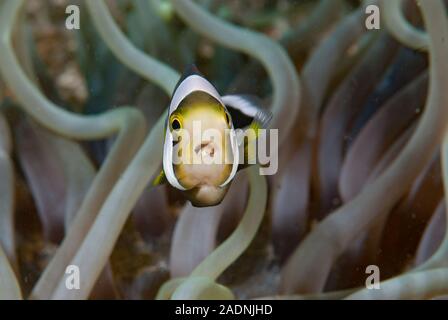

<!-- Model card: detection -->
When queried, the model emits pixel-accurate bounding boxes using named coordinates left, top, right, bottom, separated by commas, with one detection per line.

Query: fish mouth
left=194, top=140, right=216, bottom=159
left=186, top=183, right=229, bottom=207
left=194, top=140, right=211, bottom=153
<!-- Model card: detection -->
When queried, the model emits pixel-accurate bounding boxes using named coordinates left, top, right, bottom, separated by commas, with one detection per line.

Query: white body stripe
left=222, top=95, right=259, bottom=117
left=220, top=127, right=239, bottom=187
left=163, top=129, right=186, bottom=190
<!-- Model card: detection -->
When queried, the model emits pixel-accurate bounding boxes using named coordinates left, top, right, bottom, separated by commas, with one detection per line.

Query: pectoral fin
left=152, top=170, right=167, bottom=186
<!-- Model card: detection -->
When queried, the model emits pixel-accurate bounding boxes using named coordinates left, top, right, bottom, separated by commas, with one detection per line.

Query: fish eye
left=170, top=116, right=182, bottom=131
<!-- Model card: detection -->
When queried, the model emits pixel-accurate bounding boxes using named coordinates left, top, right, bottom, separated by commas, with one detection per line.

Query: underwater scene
left=0, top=0, right=447, bottom=301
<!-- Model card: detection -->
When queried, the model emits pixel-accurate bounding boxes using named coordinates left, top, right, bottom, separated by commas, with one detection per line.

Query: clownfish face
left=162, top=68, right=239, bottom=207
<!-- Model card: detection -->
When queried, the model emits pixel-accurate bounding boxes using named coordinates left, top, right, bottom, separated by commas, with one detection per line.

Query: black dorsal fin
left=172, top=64, right=203, bottom=96
left=183, top=64, right=202, bottom=77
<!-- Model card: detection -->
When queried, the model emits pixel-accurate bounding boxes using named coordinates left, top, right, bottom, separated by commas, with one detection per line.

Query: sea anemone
left=0, top=0, right=447, bottom=300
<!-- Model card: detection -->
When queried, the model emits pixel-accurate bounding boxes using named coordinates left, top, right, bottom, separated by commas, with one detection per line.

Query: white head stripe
left=163, top=130, right=186, bottom=190
left=169, top=75, right=223, bottom=115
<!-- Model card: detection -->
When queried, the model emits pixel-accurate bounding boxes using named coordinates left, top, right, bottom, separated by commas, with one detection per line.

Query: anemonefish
left=153, top=65, right=272, bottom=207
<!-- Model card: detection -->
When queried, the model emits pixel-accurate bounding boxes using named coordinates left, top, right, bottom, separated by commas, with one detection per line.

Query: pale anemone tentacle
left=281, top=0, right=448, bottom=294
left=41, top=0, right=180, bottom=298
left=0, top=0, right=175, bottom=299
left=380, top=0, right=448, bottom=273
left=0, top=113, right=16, bottom=269
left=270, top=1, right=378, bottom=263
left=170, top=0, right=301, bottom=146
left=13, top=12, right=100, bottom=242
left=380, top=0, right=429, bottom=51
left=156, top=278, right=187, bottom=300
left=84, top=0, right=179, bottom=94
left=415, top=128, right=448, bottom=270
left=15, top=119, right=67, bottom=242
left=300, top=1, right=379, bottom=138
left=231, top=0, right=344, bottom=94
left=0, top=245, right=21, bottom=300
left=282, top=0, right=343, bottom=53
left=171, top=277, right=235, bottom=300
left=30, top=111, right=146, bottom=299
left=169, top=205, right=223, bottom=277
left=0, top=113, right=21, bottom=300
left=190, top=166, right=267, bottom=280
left=316, top=32, right=398, bottom=216
left=157, top=165, right=267, bottom=299
left=0, top=1, right=140, bottom=139
left=255, top=288, right=358, bottom=300
left=169, top=173, right=248, bottom=278
left=346, top=268, right=448, bottom=299
left=342, top=0, right=448, bottom=300
left=58, top=140, right=97, bottom=229
left=158, top=277, right=235, bottom=300
left=29, top=0, right=268, bottom=299
left=50, top=116, right=166, bottom=299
